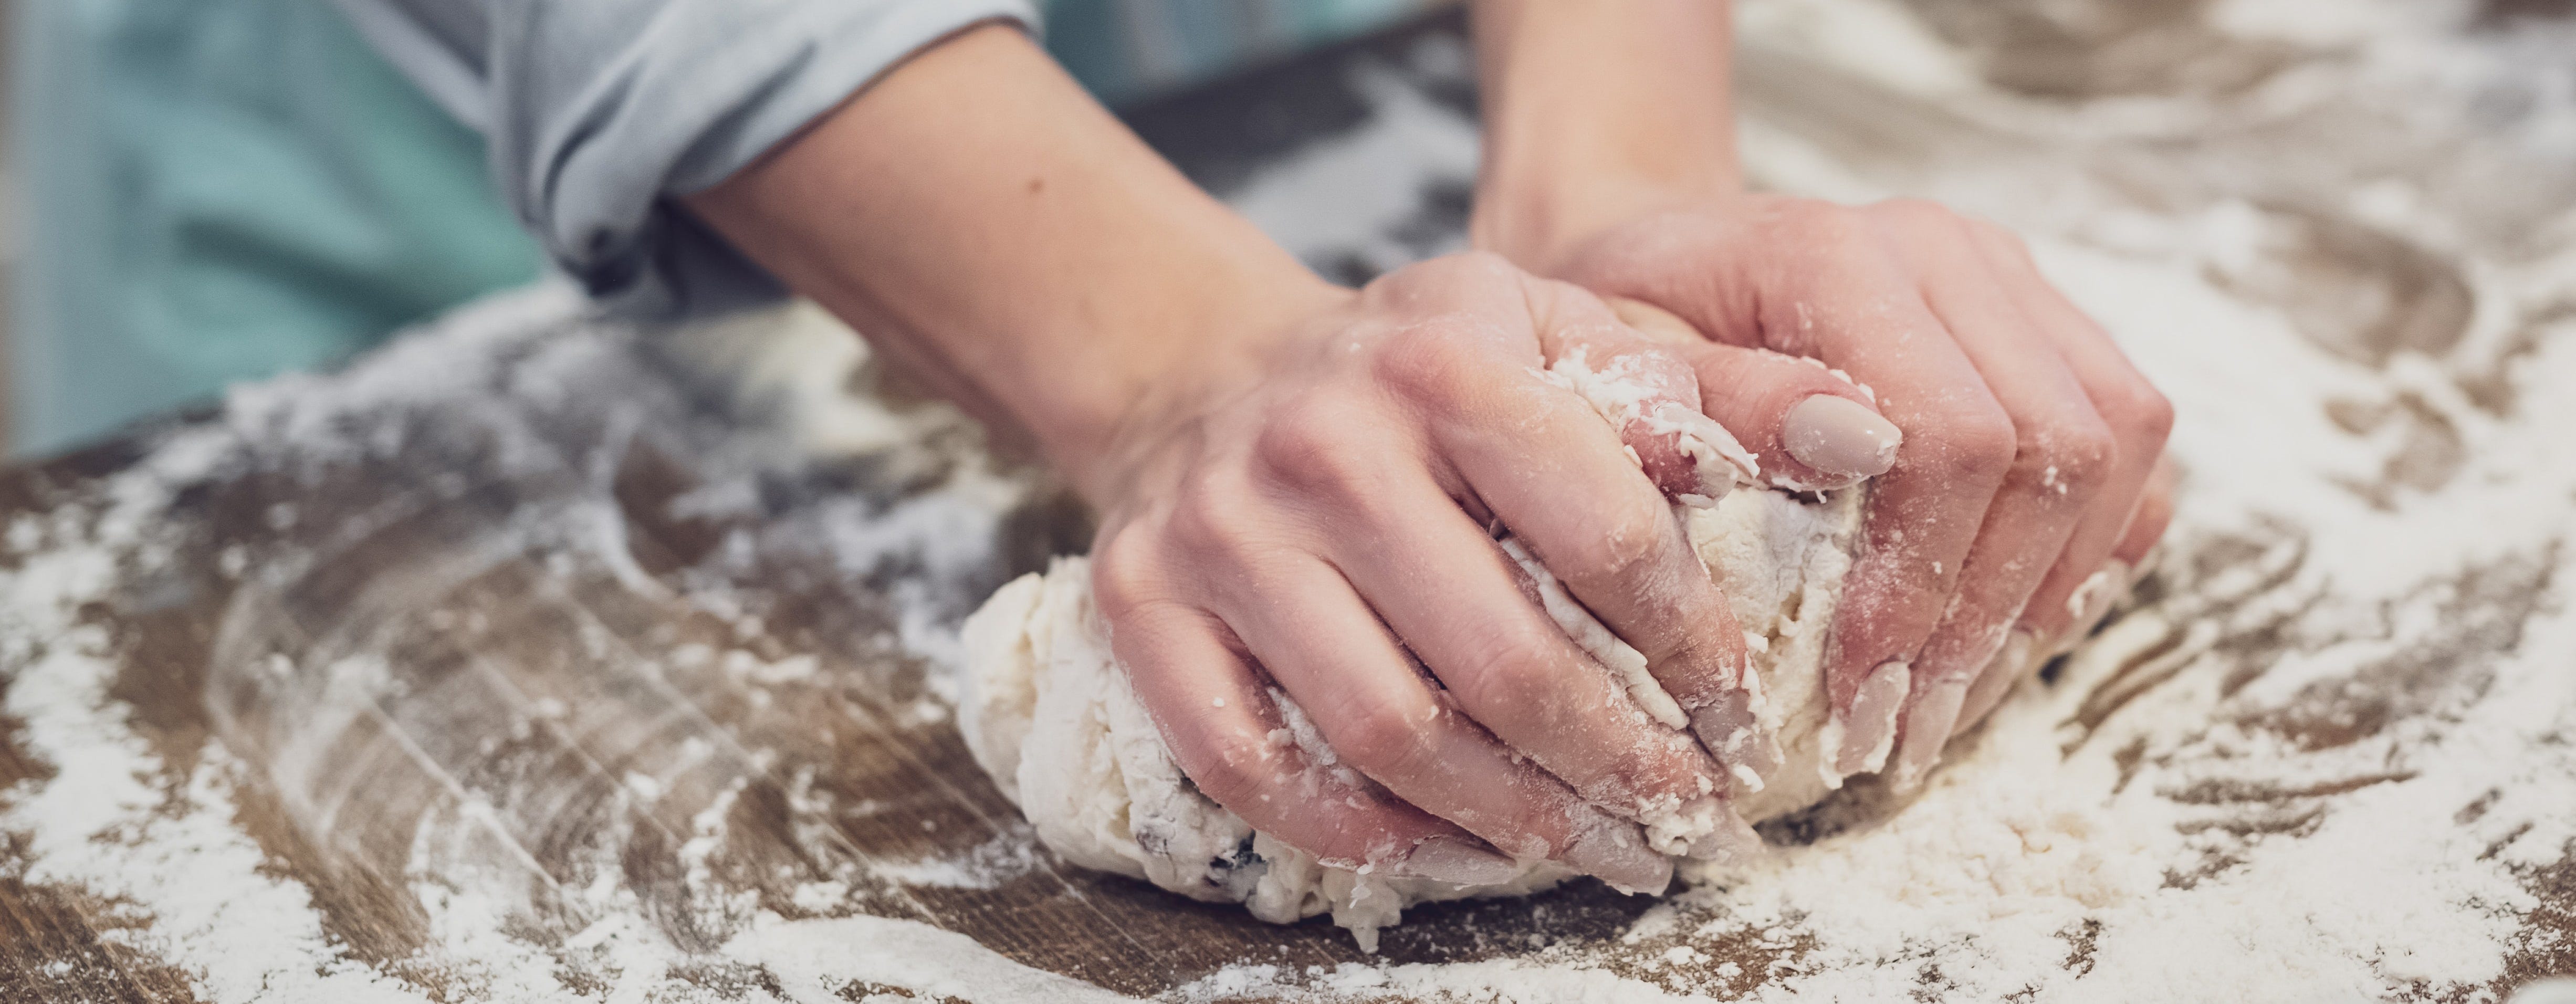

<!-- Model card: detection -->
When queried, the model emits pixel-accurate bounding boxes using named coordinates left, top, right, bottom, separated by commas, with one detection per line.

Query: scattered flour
left=0, top=2, right=2573, bottom=1001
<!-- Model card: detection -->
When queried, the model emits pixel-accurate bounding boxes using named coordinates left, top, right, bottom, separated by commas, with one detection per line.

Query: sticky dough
left=957, top=486, right=1863, bottom=949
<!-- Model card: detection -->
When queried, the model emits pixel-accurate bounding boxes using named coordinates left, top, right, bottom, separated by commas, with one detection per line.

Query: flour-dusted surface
left=4, top=1, right=2576, bottom=1001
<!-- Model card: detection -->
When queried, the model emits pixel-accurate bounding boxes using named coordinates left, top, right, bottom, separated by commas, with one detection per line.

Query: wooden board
left=5, top=4, right=2575, bottom=1001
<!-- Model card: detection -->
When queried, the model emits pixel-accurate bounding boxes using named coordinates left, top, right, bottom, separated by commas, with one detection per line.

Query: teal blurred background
left=3, top=0, right=1442, bottom=458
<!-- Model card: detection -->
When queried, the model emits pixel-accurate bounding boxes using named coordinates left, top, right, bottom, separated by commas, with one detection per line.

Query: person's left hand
left=1542, top=195, right=2176, bottom=789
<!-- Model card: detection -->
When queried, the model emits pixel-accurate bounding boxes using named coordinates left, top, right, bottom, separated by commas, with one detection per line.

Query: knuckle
left=1767, top=198, right=1875, bottom=250
left=1930, top=403, right=2019, bottom=485
left=2020, top=415, right=2118, bottom=498
left=1654, top=633, right=1743, bottom=705
left=1374, top=322, right=1492, bottom=414
left=1969, top=216, right=2033, bottom=258
left=1389, top=250, right=1517, bottom=296
left=1563, top=504, right=1672, bottom=592
left=1446, top=249, right=1519, bottom=280
left=1176, top=731, right=1269, bottom=809
left=1873, top=197, right=1960, bottom=231
left=1444, top=626, right=1563, bottom=726
left=2101, top=378, right=2177, bottom=446
left=1320, top=692, right=1434, bottom=777
left=1165, top=471, right=1268, bottom=564
left=1254, top=396, right=1388, bottom=501
left=1088, top=529, right=1165, bottom=616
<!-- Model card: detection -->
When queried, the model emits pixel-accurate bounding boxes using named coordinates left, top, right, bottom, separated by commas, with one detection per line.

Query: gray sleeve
left=332, top=0, right=1041, bottom=321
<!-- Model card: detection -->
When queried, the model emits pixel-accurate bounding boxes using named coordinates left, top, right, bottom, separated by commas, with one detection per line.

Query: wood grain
left=3, top=5, right=2573, bottom=1001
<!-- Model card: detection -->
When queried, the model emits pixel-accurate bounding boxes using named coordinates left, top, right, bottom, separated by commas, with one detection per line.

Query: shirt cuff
left=516, top=0, right=1041, bottom=322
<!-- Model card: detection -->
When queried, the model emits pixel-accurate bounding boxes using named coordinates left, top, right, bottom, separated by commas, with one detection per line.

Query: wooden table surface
left=6, top=4, right=2576, bottom=1001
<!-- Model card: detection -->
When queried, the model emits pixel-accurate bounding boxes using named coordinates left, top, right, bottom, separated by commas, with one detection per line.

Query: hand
left=1082, top=253, right=1899, bottom=889
left=678, top=14, right=1911, bottom=885
left=1548, top=196, right=2176, bottom=788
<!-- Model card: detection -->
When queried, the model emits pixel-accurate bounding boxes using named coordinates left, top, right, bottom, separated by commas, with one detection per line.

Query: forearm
left=1468, top=0, right=1741, bottom=273
left=685, top=24, right=1342, bottom=499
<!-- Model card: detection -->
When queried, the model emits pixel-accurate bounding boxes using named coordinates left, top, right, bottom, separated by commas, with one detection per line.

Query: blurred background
left=0, top=0, right=1446, bottom=462
left=2, top=0, right=2565, bottom=462
left=1, top=0, right=16, bottom=453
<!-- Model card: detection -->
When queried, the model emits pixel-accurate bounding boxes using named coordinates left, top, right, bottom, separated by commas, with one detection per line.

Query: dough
left=957, top=486, right=1864, bottom=949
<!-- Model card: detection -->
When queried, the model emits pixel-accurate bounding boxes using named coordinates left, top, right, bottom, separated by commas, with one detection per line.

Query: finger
left=1955, top=452, right=2178, bottom=730
left=1209, top=551, right=1678, bottom=891
left=2111, top=452, right=2179, bottom=567
left=1955, top=626, right=2039, bottom=735
left=1868, top=203, right=2120, bottom=789
left=1359, top=254, right=1752, bottom=505
left=1397, top=312, right=1770, bottom=795
left=1532, top=288, right=1759, bottom=505
left=1964, top=225, right=2177, bottom=644
left=1664, top=333, right=1903, bottom=492
left=2046, top=451, right=2176, bottom=657
left=1088, top=578, right=1473, bottom=877
left=1575, top=203, right=2019, bottom=783
left=1248, top=412, right=1748, bottom=859
left=1517, top=289, right=1792, bottom=792
left=1366, top=266, right=1777, bottom=794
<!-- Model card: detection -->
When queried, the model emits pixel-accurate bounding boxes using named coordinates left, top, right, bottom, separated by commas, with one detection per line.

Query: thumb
left=1527, top=284, right=1760, bottom=505
left=1609, top=298, right=1902, bottom=493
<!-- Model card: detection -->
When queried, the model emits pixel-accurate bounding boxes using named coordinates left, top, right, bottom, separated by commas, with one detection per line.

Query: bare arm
left=685, top=24, right=1338, bottom=494
left=1469, top=0, right=1742, bottom=274
left=685, top=24, right=1867, bottom=887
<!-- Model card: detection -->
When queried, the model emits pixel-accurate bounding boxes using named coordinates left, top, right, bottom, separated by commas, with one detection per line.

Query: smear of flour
left=867, top=832, right=1045, bottom=890
left=0, top=289, right=1045, bottom=1003
left=724, top=914, right=1135, bottom=1003
left=0, top=436, right=423, bottom=1003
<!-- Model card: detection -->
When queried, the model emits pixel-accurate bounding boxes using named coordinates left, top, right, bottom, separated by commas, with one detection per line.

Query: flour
left=3, top=1, right=2575, bottom=1000
left=1538, top=346, right=1765, bottom=504
left=722, top=914, right=1135, bottom=1003
left=1503, top=536, right=1690, bottom=732
left=955, top=483, right=1879, bottom=946
left=1161, top=1, right=2576, bottom=995
left=0, top=290, right=1050, bottom=1003
left=1, top=437, right=424, bottom=1003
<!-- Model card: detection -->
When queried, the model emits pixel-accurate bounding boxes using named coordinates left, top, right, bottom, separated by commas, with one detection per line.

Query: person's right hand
left=1545, top=197, right=2177, bottom=790
left=1081, top=253, right=1898, bottom=892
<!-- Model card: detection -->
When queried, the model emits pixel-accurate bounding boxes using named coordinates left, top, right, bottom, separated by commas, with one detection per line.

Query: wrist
left=1473, top=170, right=1740, bottom=277
left=1030, top=262, right=1349, bottom=507
left=1467, top=0, right=1742, bottom=274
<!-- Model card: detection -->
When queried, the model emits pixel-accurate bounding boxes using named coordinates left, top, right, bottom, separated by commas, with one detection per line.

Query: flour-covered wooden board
left=5, top=2, right=2576, bottom=1001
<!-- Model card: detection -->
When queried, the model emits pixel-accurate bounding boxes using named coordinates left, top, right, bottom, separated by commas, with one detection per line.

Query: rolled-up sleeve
left=332, top=0, right=1039, bottom=320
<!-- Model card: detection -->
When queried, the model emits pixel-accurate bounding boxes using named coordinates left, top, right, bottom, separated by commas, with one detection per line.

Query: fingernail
left=1565, top=821, right=1673, bottom=895
left=1691, top=692, right=1781, bottom=794
left=1834, top=661, right=1910, bottom=777
left=1783, top=395, right=1902, bottom=483
left=1890, top=677, right=1967, bottom=791
left=1399, top=835, right=1522, bottom=886
left=1684, top=808, right=1768, bottom=865
left=1958, top=629, right=2037, bottom=729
